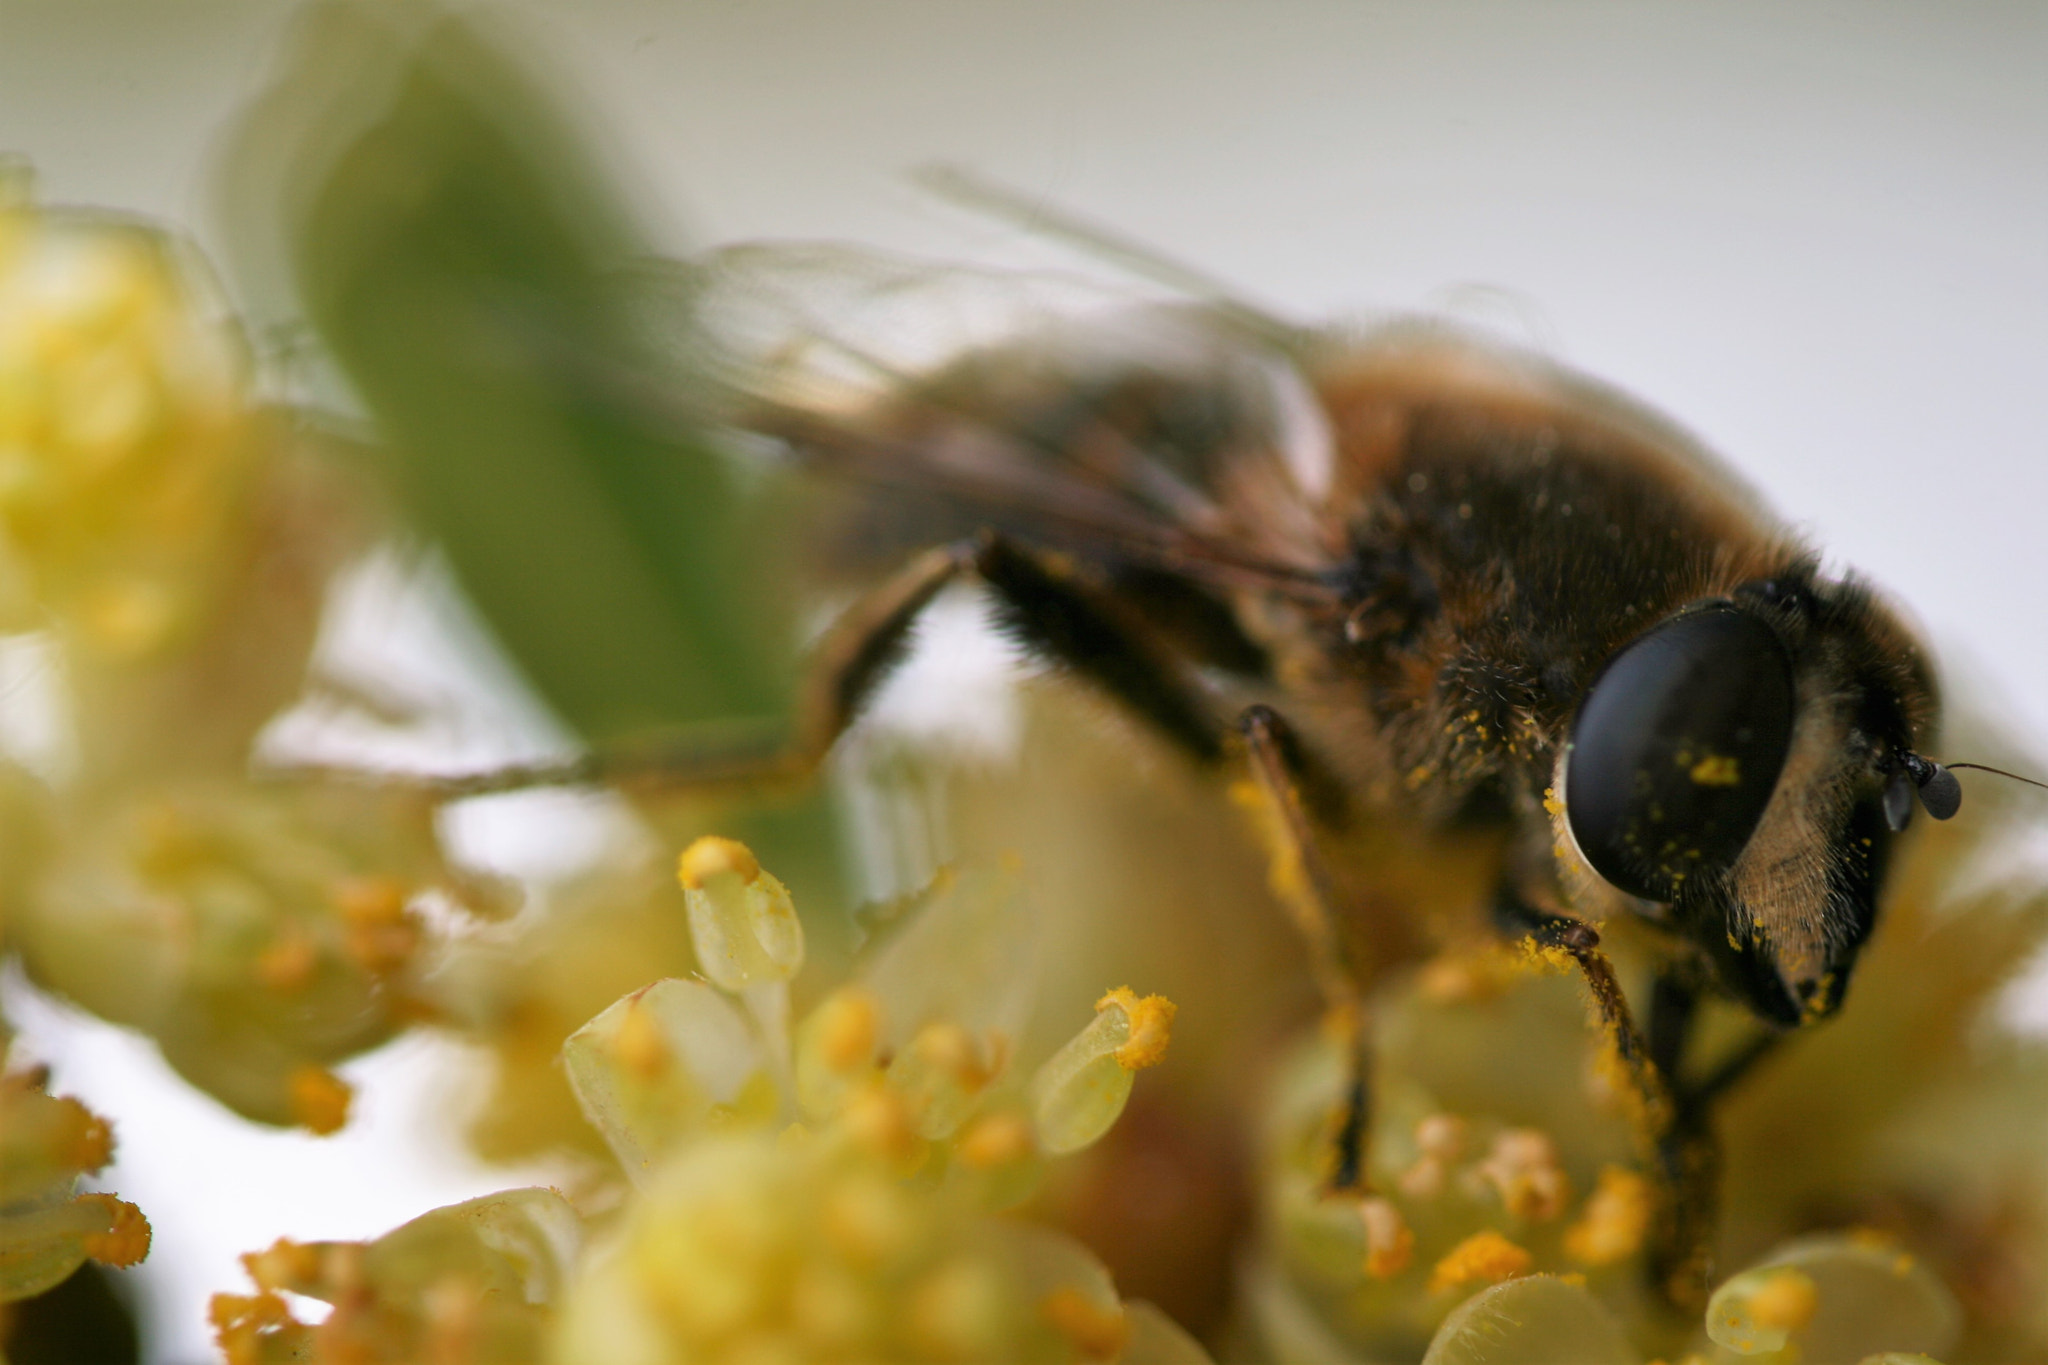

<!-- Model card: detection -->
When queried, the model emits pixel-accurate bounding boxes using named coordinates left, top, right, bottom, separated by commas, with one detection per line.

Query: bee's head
left=1558, top=565, right=1942, bottom=1026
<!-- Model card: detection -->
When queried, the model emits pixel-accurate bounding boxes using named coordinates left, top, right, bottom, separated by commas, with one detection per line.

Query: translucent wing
left=631, top=238, right=1346, bottom=600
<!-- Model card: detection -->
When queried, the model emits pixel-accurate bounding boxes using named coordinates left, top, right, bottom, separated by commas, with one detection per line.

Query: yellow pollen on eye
left=1687, top=753, right=1741, bottom=786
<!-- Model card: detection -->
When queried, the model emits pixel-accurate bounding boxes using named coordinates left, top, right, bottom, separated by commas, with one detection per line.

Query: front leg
left=261, top=530, right=1232, bottom=799
left=1645, top=972, right=1785, bottom=1307
left=1238, top=704, right=1374, bottom=1192
left=1492, top=886, right=1721, bottom=1306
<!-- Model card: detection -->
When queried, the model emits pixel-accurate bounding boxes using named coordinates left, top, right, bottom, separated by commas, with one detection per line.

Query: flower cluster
left=211, top=1186, right=579, bottom=1365
left=0, top=162, right=258, bottom=662
left=0, top=1058, right=148, bottom=1304
left=0, top=172, right=496, bottom=1139
left=1246, top=943, right=1965, bottom=1363
left=215, top=838, right=1207, bottom=1365
left=12, top=11, right=2048, bottom=1362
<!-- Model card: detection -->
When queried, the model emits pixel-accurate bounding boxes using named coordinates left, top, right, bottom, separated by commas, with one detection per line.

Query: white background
left=4, top=4, right=2047, bottom=1361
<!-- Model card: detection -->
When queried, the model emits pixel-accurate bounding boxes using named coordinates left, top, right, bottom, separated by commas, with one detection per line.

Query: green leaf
left=237, top=5, right=795, bottom=743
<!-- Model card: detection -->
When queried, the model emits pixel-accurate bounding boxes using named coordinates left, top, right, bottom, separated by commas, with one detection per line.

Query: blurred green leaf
left=237, top=4, right=794, bottom=743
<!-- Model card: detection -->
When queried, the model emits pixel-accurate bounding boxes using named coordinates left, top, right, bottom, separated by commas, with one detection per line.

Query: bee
left=729, top=255, right=1964, bottom=1037
left=515, top=183, right=2002, bottom=1298
left=646, top=184, right=2016, bottom=1299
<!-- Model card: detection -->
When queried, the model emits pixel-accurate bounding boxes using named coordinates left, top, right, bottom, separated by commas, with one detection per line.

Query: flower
left=211, top=1187, right=579, bottom=1365
left=0, top=169, right=259, bottom=661
left=0, top=1063, right=149, bottom=1302
left=216, top=839, right=1212, bottom=1365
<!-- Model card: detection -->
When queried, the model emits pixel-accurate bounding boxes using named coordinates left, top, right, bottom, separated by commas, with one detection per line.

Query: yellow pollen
left=1564, top=1166, right=1654, bottom=1265
left=611, top=999, right=671, bottom=1078
left=840, top=1085, right=926, bottom=1170
left=818, top=989, right=882, bottom=1074
left=241, top=1238, right=321, bottom=1292
left=287, top=1065, right=353, bottom=1136
left=57, top=1100, right=114, bottom=1172
left=1095, top=987, right=1176, bottom=1070
left=1517, top=939, right=1577, bottom=975
left=957, top=1111, right=1036, bottom=1169
left=911, top=1021, right=993, bottom=1089
left=80, top=1194, right=151, bottom=1267
left=1747, top=1268, right=1819, bottom=1334
left=677, top=835, right=760, bottom=890
left=331, top=875, right=407, bottom=925
left=255, top=934, right=318, bottom=993
left=1041, top=1286, right=1130, bottom=1360
left=1688, top=753, right=1741, bottom=786
left=1359, top=1196, right=1414, bottom=1279
left=1427, top=1230, right=1532, bottom=1293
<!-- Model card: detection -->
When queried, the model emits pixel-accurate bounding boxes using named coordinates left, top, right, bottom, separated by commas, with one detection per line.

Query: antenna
left=1899, top=753, right=2048, bottom=822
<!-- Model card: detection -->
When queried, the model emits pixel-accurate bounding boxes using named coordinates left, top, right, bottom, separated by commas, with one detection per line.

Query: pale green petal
left=1028, top=1002, right=1137, bottom=1155
left=1420, top=1274, right=1640, bottom=1365
left=858, top=863, right=1039, bottom=1048
left=1120, top=1301, right=1218, bottom=1365
left=1704, top=1235, right=1960, bottom=1364
left=562, top=978, right=767, bottom=1176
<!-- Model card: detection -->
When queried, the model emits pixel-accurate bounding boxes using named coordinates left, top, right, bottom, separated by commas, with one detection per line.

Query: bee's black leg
left=1643, top=972, right=1720, bottom=1308
left=1492, top=891, right=1674, bottom=1138
left=1238, top=704, right=1374, bottom=1193
left=1495, top=891, right=1727, bottom=1306
left=967, top=534, right=1228, bottom=764
left=1646, top=973, right=1786, bottom=1307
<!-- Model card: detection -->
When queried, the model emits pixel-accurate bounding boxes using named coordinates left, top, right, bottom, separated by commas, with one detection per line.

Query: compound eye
left=1565, top=605, right=1796, bottom=902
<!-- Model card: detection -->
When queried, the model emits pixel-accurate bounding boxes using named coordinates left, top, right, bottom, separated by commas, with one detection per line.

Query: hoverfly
left=479, top=176, right=2001, bottom=1301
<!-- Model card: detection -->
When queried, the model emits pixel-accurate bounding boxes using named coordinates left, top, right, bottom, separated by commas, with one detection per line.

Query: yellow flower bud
left=678, top=836, right=803, bottom=990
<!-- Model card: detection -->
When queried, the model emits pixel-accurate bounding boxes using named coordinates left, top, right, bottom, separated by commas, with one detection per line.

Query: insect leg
left=1494, top=890, right=1675, bottom=1134
left=259, top=539, right=982, bottom=801
left=275, top=530, right=1234, bottom=801
left=1647, top=972, right=1787, bottom=1306
left=1238, top=704, right=1373, bottom=1192
left=969, top=534, right=1229, bottom=764
left=1496, top=891, right=1722, bottom=1303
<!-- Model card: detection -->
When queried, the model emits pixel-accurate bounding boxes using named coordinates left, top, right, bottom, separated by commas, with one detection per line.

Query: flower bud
left=678, top=836, right=803, bottom=990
